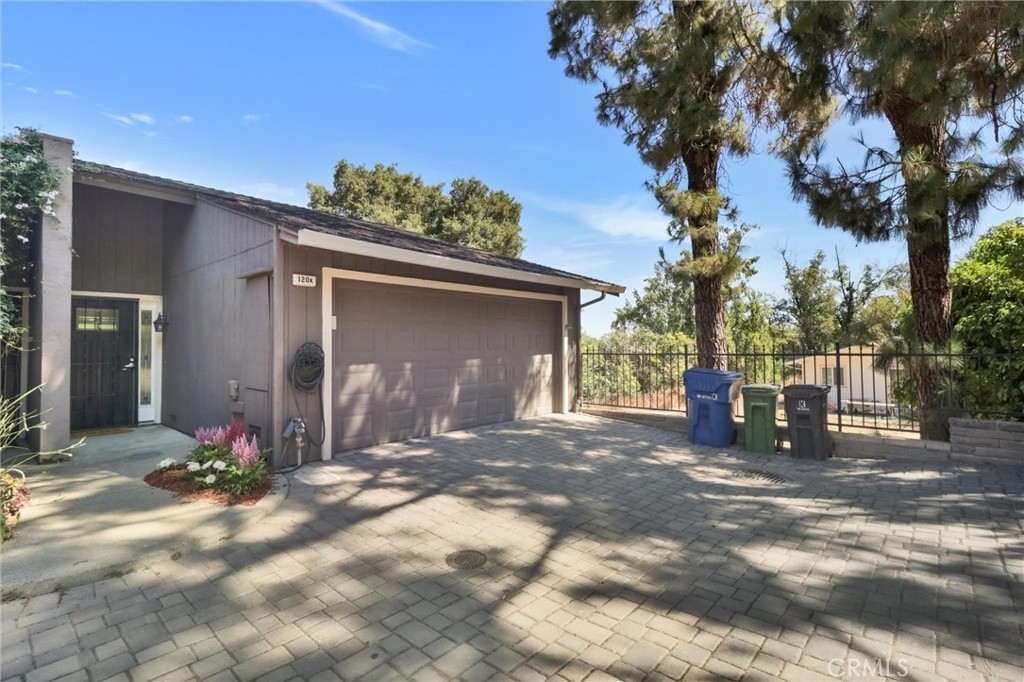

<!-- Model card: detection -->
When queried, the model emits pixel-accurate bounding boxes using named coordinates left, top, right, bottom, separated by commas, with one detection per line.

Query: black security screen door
left=70, top=298, right=139, bottom=430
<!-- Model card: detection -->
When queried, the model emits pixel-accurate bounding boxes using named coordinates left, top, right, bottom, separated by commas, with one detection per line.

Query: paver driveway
left=3, top=414, right=1022, bottom=682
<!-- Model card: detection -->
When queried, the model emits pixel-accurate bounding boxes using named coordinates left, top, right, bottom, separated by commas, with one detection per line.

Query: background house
left=788, top=345, right=899, bottom=414
left=16, top=134, right=623, bottom=466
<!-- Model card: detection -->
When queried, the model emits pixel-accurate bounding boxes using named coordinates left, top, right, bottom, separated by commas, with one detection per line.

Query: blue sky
left=3, top=1, right=1020, bottom=334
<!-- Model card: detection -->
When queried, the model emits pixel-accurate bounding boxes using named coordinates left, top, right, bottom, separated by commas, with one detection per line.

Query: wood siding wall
left=162, top=200, right=275, bottom=441
left=71, top=184, right=163, bottom=294
left=274, top=242, right=583, bottom=462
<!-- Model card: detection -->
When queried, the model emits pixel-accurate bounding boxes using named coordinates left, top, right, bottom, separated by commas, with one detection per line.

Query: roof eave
left=292, top=228, right=625, bottom=295
left=74, top=168, right=196, bottom=205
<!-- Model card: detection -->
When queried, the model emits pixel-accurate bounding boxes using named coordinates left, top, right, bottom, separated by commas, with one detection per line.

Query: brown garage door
left=332, top=279, right=561, bottom=451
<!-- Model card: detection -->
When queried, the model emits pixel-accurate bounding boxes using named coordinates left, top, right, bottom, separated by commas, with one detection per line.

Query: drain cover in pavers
left=730, top=469, right=789, bottom=484
left=446, top=550, right=487, bottom=570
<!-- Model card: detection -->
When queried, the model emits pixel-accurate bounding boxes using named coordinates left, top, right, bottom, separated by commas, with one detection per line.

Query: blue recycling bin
left=683, top=367, right=744, bottom=447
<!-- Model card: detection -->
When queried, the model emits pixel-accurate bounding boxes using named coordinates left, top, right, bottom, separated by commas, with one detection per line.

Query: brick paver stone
left=2, top=415, right=1021, bottom=682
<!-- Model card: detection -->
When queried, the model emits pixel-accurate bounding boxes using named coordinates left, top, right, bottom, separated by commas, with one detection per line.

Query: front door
left=70, top=298, right=139, bottom=431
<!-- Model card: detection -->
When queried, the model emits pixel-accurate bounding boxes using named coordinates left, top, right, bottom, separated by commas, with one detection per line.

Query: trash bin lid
left=781, top=383, right=830, bottom=397
left=683, top=367, right=744, bottom=393
left=684, top=368, right=741, bottom=378
left=742, top=384, right=780, bottom=396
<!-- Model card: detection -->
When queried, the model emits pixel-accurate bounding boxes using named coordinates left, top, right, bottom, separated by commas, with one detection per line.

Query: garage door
left=332, top=279, right=561, bottom=451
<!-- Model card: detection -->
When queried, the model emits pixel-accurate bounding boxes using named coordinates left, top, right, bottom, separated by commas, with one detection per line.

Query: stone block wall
left=831, top=432, right=950, bottom=461
left=949, top=418, right=1024, bottom=465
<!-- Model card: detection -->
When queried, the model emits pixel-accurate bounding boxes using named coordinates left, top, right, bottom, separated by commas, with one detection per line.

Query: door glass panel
left=140, top=311, right=152, bottom=406
left=75, top=307, right=119, bottom=332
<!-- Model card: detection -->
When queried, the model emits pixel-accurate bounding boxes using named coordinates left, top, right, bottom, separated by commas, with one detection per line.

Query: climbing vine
left=1, top=128, right=63, bottom=346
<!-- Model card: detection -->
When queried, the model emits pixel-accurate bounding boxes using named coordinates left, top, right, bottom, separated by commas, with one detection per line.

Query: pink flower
left=232, top=434, right=261, bottom=466
left=194, top=426, right=217, bottom=444
left=195, top=425, right=230, bottom=445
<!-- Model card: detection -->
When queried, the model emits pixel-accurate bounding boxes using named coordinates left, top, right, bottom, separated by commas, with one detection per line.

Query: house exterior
left=15, top=134, right=624, bottom=465
left=788, top=345, right=897, bottom=415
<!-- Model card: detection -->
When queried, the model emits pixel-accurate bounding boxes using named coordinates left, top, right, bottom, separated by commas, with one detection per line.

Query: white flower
left=202, top=460, right=213, bottom=469
left=212, top=460, right=227, bottom=471
left=158, top=458, right=176, bottom=469
left=186, top=462, right=201, bottom=472
left=204, top=474, right=216, bottom=484
left=17, top=235, right=29, bottom=243
left=14, top=203, right=28, bottom=210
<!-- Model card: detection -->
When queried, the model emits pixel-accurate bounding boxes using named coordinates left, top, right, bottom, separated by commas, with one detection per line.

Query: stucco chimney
left=31, top=133, right=74, bottom=460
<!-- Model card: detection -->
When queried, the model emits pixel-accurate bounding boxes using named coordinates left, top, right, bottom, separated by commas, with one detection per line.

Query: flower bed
left=145, top=419, right=273, bottom=506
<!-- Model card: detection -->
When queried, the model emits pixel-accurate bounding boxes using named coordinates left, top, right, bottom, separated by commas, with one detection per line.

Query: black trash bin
left=781, top=384, right=832, bottom=459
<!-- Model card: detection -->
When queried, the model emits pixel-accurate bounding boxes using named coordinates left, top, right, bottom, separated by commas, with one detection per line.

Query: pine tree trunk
left=683, top=145, right=727, bottom=370
left=886, top=103, right=952, bottom=441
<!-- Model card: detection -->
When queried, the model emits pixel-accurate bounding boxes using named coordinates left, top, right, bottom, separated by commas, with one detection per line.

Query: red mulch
left=143, top=467, right=274, bottom=507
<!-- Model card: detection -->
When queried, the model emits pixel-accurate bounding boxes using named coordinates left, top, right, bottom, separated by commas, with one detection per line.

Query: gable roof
left=74, top=160, right=625, bottom=294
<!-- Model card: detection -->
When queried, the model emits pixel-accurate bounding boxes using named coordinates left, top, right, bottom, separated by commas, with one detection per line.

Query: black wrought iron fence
left=581, top=344, right=1024, bottom=435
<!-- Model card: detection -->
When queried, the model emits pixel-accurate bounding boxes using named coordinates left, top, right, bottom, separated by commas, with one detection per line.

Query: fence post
left=683, top=345, right=690, bottom=416
left=835, top=343, right=843, bottom=433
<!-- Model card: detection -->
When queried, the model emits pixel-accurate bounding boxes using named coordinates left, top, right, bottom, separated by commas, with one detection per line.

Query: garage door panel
left=385, top=329, right=415, bottom=352
left=422, top=367, right=450, bottom=390
left=423, top=329, right=450, bottom=352
left=335, top=365, right=376, bottom=395
left=484, top=396, right=507, bottom=418
left=455, top=332, right=479, bottom=352
left=508, top=302, right=533, bottom=321
left=453, top=299, right=479, bottom=318
left=456, top=365, right=480, bottom=385
left=382, top=291, right=417, bottom=316
left=336, top=412, right=374, bottom=448
left=386, top=408, right=415, bottom=432
left=484, top=301, right=507, bottom=319
left=486, top=332, right=506, bottom=351
left=455, top=399, right=480, bottom=422
left=338, top=328, right=375, bottom=353
left=383, top=367, right=416, bottom=392
left=333, top=279, right=559, bottom=451
left=486, top=365, right=507, bottom=384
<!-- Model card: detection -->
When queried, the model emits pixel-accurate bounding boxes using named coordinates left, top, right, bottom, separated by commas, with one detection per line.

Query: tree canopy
left=1, top=128, right=62, bottom=348
left=952, top=218, right=1024, bottom=420
left=308, top=160, right=525, bottom=258
left=777, top=249, right=837, bottom=351
left=772, top=0, right=1023, bottom=437
left=549, top=0, right=772, bottom=369
left=772, top=0, right=1023, bottom=339
left=613, top=248, right=695, bottom=338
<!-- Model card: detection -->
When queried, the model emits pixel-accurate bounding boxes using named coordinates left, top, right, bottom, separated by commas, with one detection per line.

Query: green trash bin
left=742, top=384, right=780, bottom=454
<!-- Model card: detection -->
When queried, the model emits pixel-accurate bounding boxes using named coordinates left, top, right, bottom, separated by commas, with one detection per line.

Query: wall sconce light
left=153, top=313, right=168, bottom=333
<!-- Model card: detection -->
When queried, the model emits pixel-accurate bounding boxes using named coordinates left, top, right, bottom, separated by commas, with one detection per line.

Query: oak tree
left=308, top=160, right=525, bottom=258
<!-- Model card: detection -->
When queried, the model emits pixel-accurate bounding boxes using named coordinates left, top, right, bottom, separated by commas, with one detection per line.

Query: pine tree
left=772, top=0, right=1023, bottom=438
left=549, top=1, right=772, bottom=369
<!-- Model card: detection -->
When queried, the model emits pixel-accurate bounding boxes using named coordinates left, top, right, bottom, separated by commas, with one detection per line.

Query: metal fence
left=581, top=344, right=1023, bottom=435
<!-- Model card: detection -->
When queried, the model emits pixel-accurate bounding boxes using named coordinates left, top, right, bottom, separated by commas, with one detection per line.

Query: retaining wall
left=949, top=418, right=1024, bottom=465
left=581, top=405, right=954, bottom=458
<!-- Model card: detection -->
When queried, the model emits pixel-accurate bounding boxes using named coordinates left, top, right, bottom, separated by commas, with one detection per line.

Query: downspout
left=576, top=292, right=607, bottom=410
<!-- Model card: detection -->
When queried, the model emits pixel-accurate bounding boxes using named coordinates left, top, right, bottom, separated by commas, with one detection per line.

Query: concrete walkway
left=1, top=426, right=287, bottom=599
left=2, top=414, right=1022, bottom=681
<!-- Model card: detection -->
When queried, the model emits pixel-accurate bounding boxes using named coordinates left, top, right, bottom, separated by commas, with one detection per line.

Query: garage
left=329, top=276, right=564, bottom=451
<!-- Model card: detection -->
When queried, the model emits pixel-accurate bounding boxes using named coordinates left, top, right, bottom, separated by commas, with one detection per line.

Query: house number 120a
left=292, top=274, right=317, bottom=287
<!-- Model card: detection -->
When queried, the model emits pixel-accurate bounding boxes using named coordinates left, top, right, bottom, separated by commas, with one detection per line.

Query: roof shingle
left=73, top=160, right=623, bottom=293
